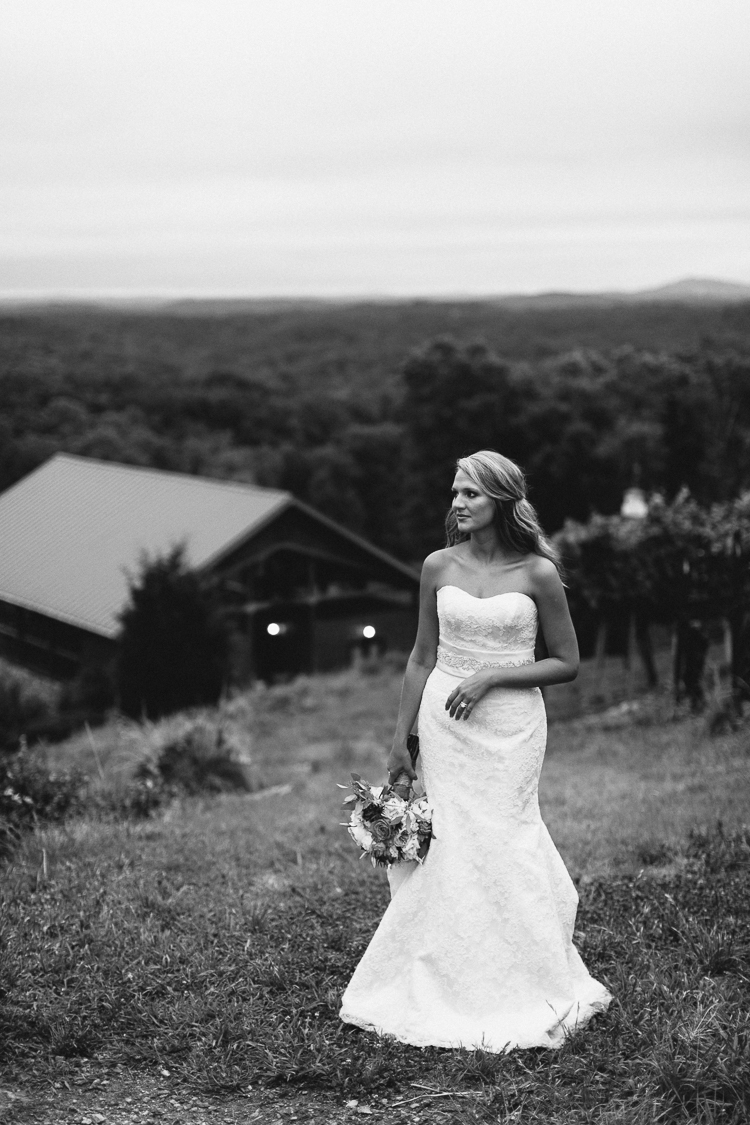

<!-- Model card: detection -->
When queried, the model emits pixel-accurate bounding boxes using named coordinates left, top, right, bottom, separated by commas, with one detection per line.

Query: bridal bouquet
left=339, top=773, right=433, bottom=868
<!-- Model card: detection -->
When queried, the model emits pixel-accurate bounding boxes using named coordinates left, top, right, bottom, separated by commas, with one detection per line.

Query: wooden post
left=241, top=571, right=257, bottom=684
left=672, top=622, right=683, bottom=703
left=244, top=609, right=256, bottom=684
left=593, top=616, right=607, bottom=700
left=634, top=613, right=658, bottom=689
left=723, top=617, right=733, bottom=668
left=626, top=611, right=636, bottom=694
left=307, top=558, right=318, bottom=675
left=595, top=619, right=607, bottom=666
left=730, top=532, right=746, bottom=711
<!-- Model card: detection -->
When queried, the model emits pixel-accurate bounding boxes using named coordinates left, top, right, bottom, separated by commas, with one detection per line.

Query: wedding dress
left=339, top=585, right=611, bottom=1051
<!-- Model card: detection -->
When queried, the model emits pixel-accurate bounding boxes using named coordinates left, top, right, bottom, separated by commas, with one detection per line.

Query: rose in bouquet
left=339, top=773, right=433, bottom=868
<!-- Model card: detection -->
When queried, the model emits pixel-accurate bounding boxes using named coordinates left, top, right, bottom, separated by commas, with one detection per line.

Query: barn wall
left=0, top=599, right=115, bottom=679
left=312, top=608, right=418, bottom=672
left=240, top=597, right=418, bottom=682
left=211, top=504, right=419, bottom=592
left=0, top=594, right=418, bottom=686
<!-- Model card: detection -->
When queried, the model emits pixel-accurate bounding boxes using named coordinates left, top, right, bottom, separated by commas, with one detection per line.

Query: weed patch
left=0, top=749, right=87, bottom=858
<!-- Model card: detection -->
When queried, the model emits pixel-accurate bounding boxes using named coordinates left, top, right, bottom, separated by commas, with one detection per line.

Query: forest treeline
left=2, top=301, right=750, bottom=561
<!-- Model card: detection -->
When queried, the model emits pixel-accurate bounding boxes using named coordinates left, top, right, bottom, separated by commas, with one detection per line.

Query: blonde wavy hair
left=445, top=450, right=562, bottom=573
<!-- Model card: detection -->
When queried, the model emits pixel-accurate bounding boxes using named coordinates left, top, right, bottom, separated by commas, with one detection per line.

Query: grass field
left=1, top=662, right=749, bottom=1123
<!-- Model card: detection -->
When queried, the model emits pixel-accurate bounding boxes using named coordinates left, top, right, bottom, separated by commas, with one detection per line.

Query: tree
left=116, top=546, right=232, bottom=720
left=523, top=350, right=623, bottom=528
left=400, top=339, right=524, bottom=556
left=342, top=422, right=407, bottom=556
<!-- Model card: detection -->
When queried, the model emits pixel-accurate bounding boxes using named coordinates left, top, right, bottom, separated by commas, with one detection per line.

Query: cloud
left=2, top=0, right=749, bottom=294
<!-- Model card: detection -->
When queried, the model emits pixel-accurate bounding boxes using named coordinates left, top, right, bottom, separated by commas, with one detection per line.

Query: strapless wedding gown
left=340, top=585, right=611, bottom=1051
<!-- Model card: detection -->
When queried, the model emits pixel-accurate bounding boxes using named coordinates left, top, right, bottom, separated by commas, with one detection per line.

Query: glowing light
left=620, top=487, right=648, bottom=519
left=267, top=622, right=281, bottom=636
left=362, top=625, right=376, bottom=639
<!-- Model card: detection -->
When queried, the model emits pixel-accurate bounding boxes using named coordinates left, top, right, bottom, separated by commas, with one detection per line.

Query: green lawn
left=1, top=663, right=749, bottom=1123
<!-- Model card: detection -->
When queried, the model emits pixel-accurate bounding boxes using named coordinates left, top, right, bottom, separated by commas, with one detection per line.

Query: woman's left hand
left=445, top=670, right=496, bottom=720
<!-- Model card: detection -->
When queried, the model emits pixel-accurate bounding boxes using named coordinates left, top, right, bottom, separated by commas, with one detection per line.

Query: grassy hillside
left=2, top=663, right=749, bottom=1122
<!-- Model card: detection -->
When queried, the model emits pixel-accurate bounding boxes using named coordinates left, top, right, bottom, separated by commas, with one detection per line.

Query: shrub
left=102, top=760, right=173, bottom=819
left=0, top=663, right=59, bottom=753
left=57, top=658, right=116, bottom=727
left=0, top=656, right=114, bottom=751
left=0, top=748, right=87, bottom=859
left=116, top=545, right=232, bottom=720
left=135, top=714, right=255, bottom=797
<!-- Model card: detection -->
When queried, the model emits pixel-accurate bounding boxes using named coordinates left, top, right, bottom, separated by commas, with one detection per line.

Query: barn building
left=0, top=454, right=419, bottom=681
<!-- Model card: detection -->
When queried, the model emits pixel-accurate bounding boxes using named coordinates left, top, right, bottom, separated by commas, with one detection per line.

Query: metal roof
left=0, top=455, right=292, bottom=637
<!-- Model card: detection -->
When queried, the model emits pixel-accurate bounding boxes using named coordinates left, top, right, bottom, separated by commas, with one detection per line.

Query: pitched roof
left=0, top=454, right=291, bottom=637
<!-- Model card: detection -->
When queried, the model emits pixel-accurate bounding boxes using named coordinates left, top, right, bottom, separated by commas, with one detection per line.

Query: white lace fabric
left=339, top=586, right=611, bottom=1051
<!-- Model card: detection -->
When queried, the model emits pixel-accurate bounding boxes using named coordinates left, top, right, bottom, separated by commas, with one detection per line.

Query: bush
left=116, top=546, right=232, bottom=720
left=0, top=749, right=87, bottom=859
left=0, top=654, right=118, bottom=753
left=57, top=659, right=116, bottom=725
left=134, top=714, right=255, bottom=797
left=0, top=657, right=114, bottom=751
left=102, top=762, right=173, bottom=819
left=0, top=664, right=59, bottom=753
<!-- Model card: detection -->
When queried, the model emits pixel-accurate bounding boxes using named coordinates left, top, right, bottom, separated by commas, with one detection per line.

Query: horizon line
left=1, top=275, right=750, bottom=306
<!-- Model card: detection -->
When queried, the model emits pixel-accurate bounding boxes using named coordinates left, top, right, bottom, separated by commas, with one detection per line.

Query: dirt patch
left=0, top=1074, right=489, bottom=1125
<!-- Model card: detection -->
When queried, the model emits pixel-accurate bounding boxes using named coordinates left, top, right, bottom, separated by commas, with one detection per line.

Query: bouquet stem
left=390, top=770, right=413, bottom=800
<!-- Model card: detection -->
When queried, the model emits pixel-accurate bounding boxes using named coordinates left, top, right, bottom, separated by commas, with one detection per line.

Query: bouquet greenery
left=339, top=772, right=433, bottom=868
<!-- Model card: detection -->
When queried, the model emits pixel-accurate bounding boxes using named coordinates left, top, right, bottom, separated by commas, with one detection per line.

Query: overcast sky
left=2, top=0, right=749, bottom=297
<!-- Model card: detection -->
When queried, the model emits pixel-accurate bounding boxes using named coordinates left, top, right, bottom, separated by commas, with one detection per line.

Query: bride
left=340, top=450, right=611, bottom=1051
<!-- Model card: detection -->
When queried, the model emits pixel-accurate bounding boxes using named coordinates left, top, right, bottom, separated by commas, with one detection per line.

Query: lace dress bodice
left=436, top=586, right=538, bottom=675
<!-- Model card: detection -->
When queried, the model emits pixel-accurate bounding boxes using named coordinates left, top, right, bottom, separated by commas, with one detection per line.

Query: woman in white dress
left=340, top=450, right=611, bottom=1051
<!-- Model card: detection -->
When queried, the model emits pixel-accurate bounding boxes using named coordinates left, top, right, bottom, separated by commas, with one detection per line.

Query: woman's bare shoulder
left=421, top=546, right=462, bottom=586
left=422, top=548, right=449, bottom=575
left=525, top=553, right=563, bottom=593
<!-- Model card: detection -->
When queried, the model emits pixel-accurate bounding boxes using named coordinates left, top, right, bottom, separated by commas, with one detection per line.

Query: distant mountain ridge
left=163, top=277, right=750, bottom=313
left=493, top=277, right=750, bottom=310
left=630, top=278, right=750, bottom=302
left=1, top=277, right=749, bottom=315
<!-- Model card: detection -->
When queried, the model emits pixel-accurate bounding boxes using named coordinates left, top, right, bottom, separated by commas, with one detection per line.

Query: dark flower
left=370, top=819, right=395, bottom=844
left=362, top=801, right=383, bottom=823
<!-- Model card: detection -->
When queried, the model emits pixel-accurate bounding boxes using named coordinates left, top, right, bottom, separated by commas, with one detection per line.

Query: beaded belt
left=436, top=638, right=535, bottom=677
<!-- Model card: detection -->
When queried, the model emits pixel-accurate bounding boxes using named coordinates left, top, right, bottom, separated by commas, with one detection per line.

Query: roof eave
left=0, top=590, right=117, bottom=639
left=193, top=493, right=294, bottom=572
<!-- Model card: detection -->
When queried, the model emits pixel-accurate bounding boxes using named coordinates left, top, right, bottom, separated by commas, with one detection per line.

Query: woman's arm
left=386, top=553, right=442, bottom=779
left=445, top=557, right=579, bottom=719
left=498, top=556, right=579, bottom=686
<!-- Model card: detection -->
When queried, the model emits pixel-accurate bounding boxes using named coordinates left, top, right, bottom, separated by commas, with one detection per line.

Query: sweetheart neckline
left=437, top=585, right=536, bottom=607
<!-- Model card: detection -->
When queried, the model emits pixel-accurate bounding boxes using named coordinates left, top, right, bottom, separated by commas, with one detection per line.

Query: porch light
left=267, top=622, right=282, bottom=636
left=362, top=625, right=376, bottom=639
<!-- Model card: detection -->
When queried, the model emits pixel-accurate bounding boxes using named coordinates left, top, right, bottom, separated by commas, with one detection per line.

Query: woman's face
left=451, top=469, right=496, bottom=534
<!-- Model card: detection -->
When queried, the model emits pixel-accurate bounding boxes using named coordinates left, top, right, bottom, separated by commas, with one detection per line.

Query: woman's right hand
left=386, top=745, right=417, bottom=785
